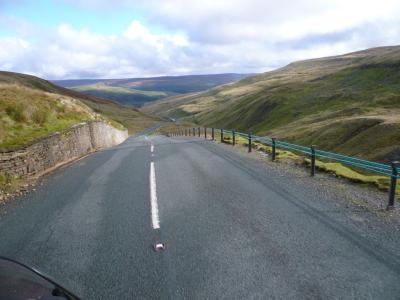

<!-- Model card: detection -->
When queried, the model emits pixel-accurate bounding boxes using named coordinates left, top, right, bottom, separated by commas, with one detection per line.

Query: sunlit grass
left=0, top=84, right=96, bottom=148
left=214, top=132, right=397, bottom=194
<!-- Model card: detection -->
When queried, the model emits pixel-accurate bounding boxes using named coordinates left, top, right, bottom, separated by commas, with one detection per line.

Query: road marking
left=153, top=242, right=165, bottom=252
left=150, top=144, right=154, bottom=153
left=149, top=161, right=160, bottom=229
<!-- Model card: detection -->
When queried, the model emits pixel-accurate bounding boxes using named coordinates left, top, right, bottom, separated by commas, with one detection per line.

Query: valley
left=143, top=46, right=400, bottom=162
left=53, top=73, right=250, bottom=107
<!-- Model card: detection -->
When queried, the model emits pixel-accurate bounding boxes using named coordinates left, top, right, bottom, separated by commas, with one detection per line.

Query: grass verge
left=215, top=132, right=399, bottom=195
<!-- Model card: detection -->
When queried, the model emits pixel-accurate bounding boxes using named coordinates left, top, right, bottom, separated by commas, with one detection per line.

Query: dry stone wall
left=0, top=122, right=128, bottom=177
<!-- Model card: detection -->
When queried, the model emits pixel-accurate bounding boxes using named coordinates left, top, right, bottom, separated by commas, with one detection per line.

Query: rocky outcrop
left=0, top=122, right=128, bottom=177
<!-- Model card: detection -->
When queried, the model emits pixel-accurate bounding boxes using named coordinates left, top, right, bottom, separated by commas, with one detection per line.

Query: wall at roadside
left=0, top=121, right=128, bottom=178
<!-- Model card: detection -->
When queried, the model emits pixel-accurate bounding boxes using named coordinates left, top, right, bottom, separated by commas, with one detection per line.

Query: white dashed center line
left=149, top=144, right=160, bottom=230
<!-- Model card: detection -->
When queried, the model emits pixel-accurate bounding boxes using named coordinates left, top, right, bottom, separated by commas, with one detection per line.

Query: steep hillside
left=143, top=46, right=400, bottom=162
left=0, top=71, right=158, bottom=148
left=52, top=73, right=250, bottom=107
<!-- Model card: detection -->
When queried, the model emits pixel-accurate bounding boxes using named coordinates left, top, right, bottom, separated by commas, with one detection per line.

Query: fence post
left=248, top=133, right=252, bottom=153
left=204, top=127, right=207, bottom=139
left=310, top=145, right=316, bottom=177
left=387, top=161, right=399, bottom=209
left=272, top=138, right=276, bottom=161
left=220, top=129, right=224, bottom=143
left=197, top=127, right=200, bottom=137
left=232, top=130, right=235, bottom=146
left=212, top=128, right=214, bottom=140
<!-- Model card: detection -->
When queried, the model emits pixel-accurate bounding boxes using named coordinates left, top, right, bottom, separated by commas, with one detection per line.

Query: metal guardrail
left=169, top=127, right=399, bottom=209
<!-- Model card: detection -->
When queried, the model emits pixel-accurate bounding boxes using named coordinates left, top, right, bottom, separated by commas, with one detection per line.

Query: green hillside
left=0, top=71, right=159, bottom=149
left=52, top=74, right=250, bottom=107
left=72, top=83, right=168, bottom=107
left=143, top=46, right=400, bottom=162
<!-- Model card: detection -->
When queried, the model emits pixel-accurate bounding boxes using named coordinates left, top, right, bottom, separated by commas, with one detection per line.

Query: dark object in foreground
left=0, top=257, right=80, bottom=300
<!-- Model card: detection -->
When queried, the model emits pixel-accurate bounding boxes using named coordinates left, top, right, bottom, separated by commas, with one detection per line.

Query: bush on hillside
left=6, top=105, right=26, bottom=122
left=32, top=107, right=49, bottom=125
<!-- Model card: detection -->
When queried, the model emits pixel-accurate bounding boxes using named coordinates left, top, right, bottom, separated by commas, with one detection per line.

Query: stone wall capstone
left=0, top=121, right=128, bottom=177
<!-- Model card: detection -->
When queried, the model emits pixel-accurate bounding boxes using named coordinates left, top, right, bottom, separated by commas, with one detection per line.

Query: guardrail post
left=232, top=130, right=235, bottom=146
left=248, top=133, right=252, bottom=153
left=212, top=128, right=214, bottom=140
left=387, top=161, right=399, bottom=210
left=204, top=127, right=207, bottom=139
left=220, top=129, right=224, bottom=143
left=310, top=145, right=316, bottom=177
left=272, top=138, right=276, bottom=161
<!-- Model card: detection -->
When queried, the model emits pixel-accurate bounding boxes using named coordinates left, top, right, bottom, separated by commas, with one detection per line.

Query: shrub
left=5, top=105, right=26, bottom=122
left=0, top=172, right=12, bottom=184
left=0, top=124, right=4, bottom=142
left=32, top=108, right=49, bottom=125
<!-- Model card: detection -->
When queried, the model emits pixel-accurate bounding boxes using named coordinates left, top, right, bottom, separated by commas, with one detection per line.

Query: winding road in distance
left=1, top=133, right=400, bottom=299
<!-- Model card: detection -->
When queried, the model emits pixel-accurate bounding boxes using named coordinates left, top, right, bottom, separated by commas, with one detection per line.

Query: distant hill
left=142, top=46, right=400, bottom=162
left=0, top=71, right=158, bottom=148
left=52, top=74, right=251, bottom=107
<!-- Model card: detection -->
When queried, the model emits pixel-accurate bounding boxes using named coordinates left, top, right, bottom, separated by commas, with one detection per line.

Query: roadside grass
left=0, top=172, right=35, bottom=204
left=306, top=159, right=395, bottom=192
left=214, top=133, right=399, bottom=195
left=0, top=173, right=22, bottom=190
left=0, top=84, right=96, bottom=149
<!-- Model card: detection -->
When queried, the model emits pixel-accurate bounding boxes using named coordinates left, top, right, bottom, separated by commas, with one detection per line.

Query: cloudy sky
left=0, top=0, right=400, bottom=79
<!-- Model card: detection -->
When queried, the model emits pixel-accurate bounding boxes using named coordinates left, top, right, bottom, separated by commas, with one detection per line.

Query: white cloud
left=1, top=0, right=400, bottom=78
left=0, top=20, right=195, bottom=79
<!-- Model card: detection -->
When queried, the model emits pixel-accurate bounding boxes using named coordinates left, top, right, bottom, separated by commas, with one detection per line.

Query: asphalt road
left=1, top=135, right=400, bottom=299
